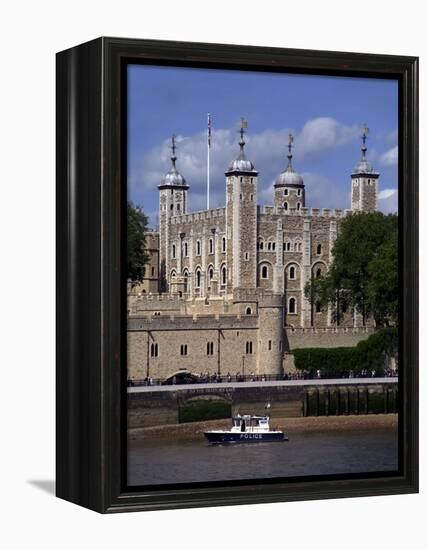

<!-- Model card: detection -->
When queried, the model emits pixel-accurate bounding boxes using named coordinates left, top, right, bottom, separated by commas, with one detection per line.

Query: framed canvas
left=56, top=37, right=418, bottom=513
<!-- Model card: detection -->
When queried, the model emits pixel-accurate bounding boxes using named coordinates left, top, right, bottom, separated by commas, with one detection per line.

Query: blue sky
left=128, top=64, right=398, bottom=227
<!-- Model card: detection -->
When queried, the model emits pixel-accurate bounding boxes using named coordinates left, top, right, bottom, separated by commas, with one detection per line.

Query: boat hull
left=204, top=431, right=287, bottom=444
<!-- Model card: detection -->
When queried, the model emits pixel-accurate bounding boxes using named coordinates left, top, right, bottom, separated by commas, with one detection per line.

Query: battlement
left=258, top=205, right=353, bottom=219
left=286, top=326, right=375, bottom=336
left=170, top=207, right=226, bottom=225
left=128, top=312, right=258, bottom=331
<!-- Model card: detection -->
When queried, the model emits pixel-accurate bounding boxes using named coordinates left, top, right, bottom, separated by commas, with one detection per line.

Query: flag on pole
left=240, top=117, right=248, bottom=129
left=207, top=113, right=212, bottom=147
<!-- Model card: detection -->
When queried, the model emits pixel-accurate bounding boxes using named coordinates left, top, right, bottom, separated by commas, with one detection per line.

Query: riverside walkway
left=128, top=377, right=398, bottom=393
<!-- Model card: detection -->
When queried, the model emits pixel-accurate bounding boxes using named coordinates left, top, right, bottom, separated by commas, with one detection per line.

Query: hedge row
left=293, top=328, right=397, bottom=377
left=178, top=399, right=231, bottom=423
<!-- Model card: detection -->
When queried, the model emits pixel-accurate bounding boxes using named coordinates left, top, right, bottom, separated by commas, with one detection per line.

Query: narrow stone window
left=246, top=307, right=252, bottom=315
left=289, top=265, right=296, bottom=280
left=297, top=189, right=301, bottom=196
left=222, top=237, right=226, bottom=253
left=289, top=297, right=296, bottom=314
left=268, top=340, right=272, bottom=350
left=296, top=202, right=301, bottom=210
left=283, top=202, right=288, bottom=210
left=284, top=189, right=289, bottom=196
left=172, top=244, right=176, bottom=259
left=207, top=342, right=214, bottom=355
left=317, top=243, right=322, bottom=255
left=316, top=267, right=322, bottom=278
left=209, top=238, right=214, bottom=254
left=221, top=266, right=227, bottom=285
left=261, top=265, right=268, bottom=279
left=184, top=242, right=188, bottom=257
left=150, top=343, right=158, bottom=357
left=196, top=240, right=201, bottom=255
left=245, top=341, right=253, bottom=354
left=195, top=269, right=201, bottom=288
left=180, top=344, right=188, bottom=356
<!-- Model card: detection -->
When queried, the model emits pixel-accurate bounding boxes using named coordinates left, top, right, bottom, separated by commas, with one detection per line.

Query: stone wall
left=128, top=379, right=398, bottom=428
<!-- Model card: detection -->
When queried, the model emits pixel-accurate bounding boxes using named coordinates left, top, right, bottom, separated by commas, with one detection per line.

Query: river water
left=128, top=427, right=398, bottom=486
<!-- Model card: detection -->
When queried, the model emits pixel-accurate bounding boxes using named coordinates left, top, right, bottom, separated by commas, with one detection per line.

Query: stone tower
left=274, top=133, right=305, bottom=211
left=158, top=136, right=189, bottom=291
left=225, top=121, right=258, bottom=289
left=351, top=126, right=379, bottom=212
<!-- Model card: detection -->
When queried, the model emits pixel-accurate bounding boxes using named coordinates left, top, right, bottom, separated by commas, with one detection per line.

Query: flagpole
left=207, top=113, right=211, bottom=210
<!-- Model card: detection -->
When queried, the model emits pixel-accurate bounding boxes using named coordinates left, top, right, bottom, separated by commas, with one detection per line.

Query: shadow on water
left=27, top=480, right=56, bottom=496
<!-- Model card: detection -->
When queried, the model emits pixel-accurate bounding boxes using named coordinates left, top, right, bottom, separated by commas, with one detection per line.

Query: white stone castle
left=127, top=124, right=379, bottom=382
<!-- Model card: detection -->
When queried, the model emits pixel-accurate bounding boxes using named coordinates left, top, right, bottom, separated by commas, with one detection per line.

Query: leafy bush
left=178, top=399, right=231, bottom=423
left=293, top=328, right=397, bottom=377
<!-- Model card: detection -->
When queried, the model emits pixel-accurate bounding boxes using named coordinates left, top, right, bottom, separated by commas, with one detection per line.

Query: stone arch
left=284, top=261, right=301, bottom=290
left=220, top=262, right=227, bottom=286
left=182, top=268, right=189, bottom=293
left=194, top=265, right=202, bottom=289
left=257, top=260, right=273, bottom=287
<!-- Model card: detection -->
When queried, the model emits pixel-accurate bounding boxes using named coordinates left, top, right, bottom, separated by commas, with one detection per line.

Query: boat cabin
left=231, top=415, right=271, bottom=433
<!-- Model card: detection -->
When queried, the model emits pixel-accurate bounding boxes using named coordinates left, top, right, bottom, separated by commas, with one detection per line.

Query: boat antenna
left=265, top=402, right=271, bottom=417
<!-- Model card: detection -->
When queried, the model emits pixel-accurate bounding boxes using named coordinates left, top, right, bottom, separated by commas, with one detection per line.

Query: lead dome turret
left=274, top=133, right=304, bottom=189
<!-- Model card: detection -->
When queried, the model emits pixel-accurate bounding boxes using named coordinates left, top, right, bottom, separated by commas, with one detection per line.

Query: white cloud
left=379, top=145, right=398, bottom=167
left=130, top=117, right=361, bottom=218
left=378, top=189, right=398, bottom=214
left=378, top=189, right=396, bottom=200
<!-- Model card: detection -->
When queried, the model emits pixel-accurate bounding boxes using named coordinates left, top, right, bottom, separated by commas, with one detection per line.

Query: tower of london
left=128, top=125, right=379, bottom=382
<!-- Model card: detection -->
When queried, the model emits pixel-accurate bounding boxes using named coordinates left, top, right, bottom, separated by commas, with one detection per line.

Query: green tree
left=305, top=211, right=398, bottom=326
left=127, top=202, right=149, bottom=286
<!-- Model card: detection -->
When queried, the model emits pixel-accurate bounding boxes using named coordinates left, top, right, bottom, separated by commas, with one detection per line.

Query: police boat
left=204, top=404, right=287, bottom=444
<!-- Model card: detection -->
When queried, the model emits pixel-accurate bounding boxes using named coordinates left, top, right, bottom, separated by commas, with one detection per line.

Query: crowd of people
left=128, top=366, right=397, bottom=387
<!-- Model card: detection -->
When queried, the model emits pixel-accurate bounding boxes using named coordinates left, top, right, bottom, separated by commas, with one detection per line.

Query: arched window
left=317, top=243, right=322, bottom=255
left=289, top=297, right=296, bottom=314
left=261, top=265, right=268, bottom=279
left=221, top=266, right=227, bottom=286
left=294, top=242, right=298, bottom=251
left=195, top=269, right=201, bottom=288
left=171, top=269, right=176, bottom=278
left=222, top=237, right=226, bottom=253
left=316, top=267, right=322, bottom=278
left=150, top=343, right=158, bottom=357
left=183, top=270, right=189, bottom=293
left=246, top=307, right=252, bottom=315
left=283, top=202, right=288, bottom=210
left=267, top=241, right=271, bottom=251
left=284, top=189, right=289, bottom=196
left=259, top=240, right=264, bottom=250
left=208, top=267, right=214, bottom=280
left=289, top=265, right=296, bottom=280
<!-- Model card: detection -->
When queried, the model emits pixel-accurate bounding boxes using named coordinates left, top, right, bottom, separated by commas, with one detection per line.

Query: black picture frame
left=56, top=37, right=418, bottom=513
